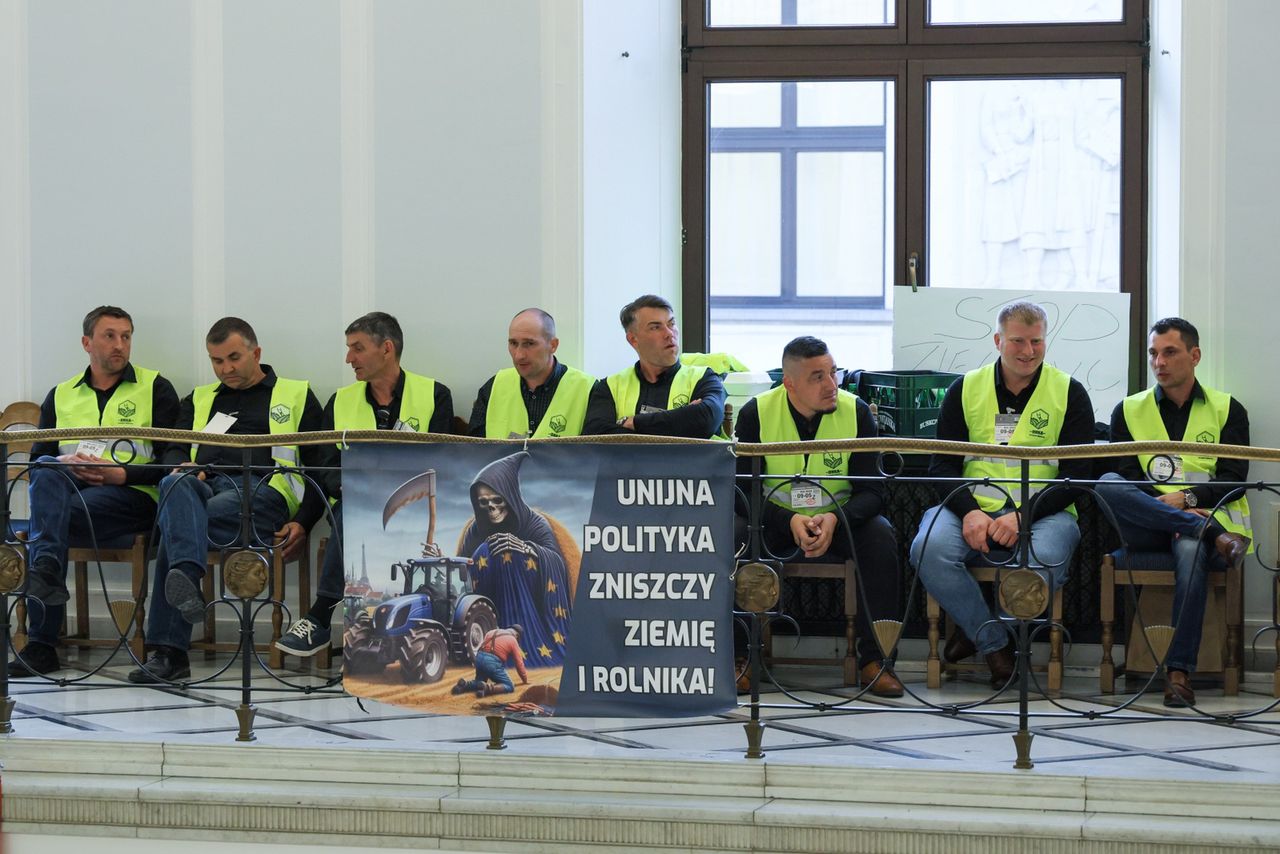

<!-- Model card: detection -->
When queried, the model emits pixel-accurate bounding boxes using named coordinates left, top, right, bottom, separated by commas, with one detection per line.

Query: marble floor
left=5, top=647, right=1280, bottom=783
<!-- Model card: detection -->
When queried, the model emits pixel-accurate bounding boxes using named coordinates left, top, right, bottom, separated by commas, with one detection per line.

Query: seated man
left=909, top=301, right=1094, bottom=686
left=277, top=311, right=453, bottom=657
left=583, top=294, right=726, bottom=439
left=129, top=317, right=332, bottom=682
left=734, top=336, right=904, bottom=697
left=9, top=305, right=179, bottom=676
left=1096, top=317, right=1250, bottom=707
left=468, top=308, right=594, bottom=439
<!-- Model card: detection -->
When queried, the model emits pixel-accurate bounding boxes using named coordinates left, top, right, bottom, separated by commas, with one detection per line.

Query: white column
left=341, top=0, right=376, bottom=325
left=191, top=0, right=226, bottom=373
left=0, top=0, right=31, bottom=404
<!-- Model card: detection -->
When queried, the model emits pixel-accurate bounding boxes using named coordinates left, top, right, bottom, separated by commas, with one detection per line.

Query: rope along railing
left=2, top=428, right=1278, bottom=766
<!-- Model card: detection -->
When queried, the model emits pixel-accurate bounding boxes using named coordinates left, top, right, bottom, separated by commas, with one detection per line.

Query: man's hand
left=274, top=521, right=306, bottom=561
left=961, top=509, right=993, bottom=552
left=618, top=416, right=635, bottom=430
left=58, top=452, right=125, bottom=486
left=170, top=461, right=207, bottom=481
left=1156, top=491, right=1188, bottom=510
left=803, top=512, right=838, bottom=558
left=987, top=511, right=1020, bottom=549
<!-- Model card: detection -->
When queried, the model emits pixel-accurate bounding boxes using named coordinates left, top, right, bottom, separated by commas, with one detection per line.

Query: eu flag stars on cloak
left=458, top=452, right=577, bottom=666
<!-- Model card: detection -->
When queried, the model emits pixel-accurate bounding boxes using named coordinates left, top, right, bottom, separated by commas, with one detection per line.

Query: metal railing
left=3, top=426, right=1279, bottom=765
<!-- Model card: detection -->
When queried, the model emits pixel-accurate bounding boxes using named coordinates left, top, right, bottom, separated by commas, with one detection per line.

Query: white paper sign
left=892, top=287, right=1130, bottom=424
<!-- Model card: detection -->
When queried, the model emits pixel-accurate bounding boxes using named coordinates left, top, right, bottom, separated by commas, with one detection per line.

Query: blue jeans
left=910, top=505, right=1079, bottom=655
left=316, top=501, right=344, bottom=601
left=1095, top=471, right=1225, bottom=673
left=145, top=471, right=289, bottom=651
left=458, top=650, right=514, bottom=693
left=25, top=456, right=157, bottom=646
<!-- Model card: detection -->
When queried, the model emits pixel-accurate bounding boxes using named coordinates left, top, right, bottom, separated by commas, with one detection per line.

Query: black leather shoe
left=24, top=558, right=69, bottom=606
left=986, top=644, right=1016, bottom=688
left=128, top=647, right=191, bottom=684
left=1164, top=669, right=1196, bottom=707
left=164, top=568, right=207, bottom=624
left=1214, top=532, right=1250, bottom=569
left=943, top=631, right=977, bottom=664
left=7, top=640, right=61, bottom=676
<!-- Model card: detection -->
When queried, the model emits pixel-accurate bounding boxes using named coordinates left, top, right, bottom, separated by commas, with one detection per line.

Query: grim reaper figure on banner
left=458, top=452, right=578, bottom=667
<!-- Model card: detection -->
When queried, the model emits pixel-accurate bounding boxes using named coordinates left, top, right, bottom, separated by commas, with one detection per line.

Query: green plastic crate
left=856, top=370, right=961, bottom=437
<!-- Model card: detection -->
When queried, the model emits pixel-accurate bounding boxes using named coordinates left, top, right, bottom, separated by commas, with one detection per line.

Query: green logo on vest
left=549, top=414, right=567, bottom=435
left=672, top=393, right=691, bottom=407
left=269, top=404, right=292, bottom=424
left=404, top=417, right=420, bottom=432
left=1028, top=409, right=1050, bottom=431
left=1196, top=430, right=1215, bottom=443
left=823, top=451, right=842, bottom=470
left=117, top=400, right=136, bottom=419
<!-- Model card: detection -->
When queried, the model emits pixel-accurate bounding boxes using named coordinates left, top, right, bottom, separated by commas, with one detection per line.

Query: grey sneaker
left=164, top=568, right=207, bottom=624
left=275, top=617, right=331, bottom=657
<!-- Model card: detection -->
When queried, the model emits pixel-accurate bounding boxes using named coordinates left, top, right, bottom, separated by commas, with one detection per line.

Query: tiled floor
left=5, top=646, right=1280, bottom=782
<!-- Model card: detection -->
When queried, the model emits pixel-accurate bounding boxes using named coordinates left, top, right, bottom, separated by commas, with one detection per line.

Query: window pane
left=927, top=77, right=1122, bottom=291
left=710, top=82, right=782, bottom=128
left=928, top=0, right=1123, bottom=26
left=708, top=0, right=893, bottom=28
left=710, top=153, right=781, bottom=297
left=796, top=80, right=884, bottom=126
left=797, top=151, right=884, bottom=297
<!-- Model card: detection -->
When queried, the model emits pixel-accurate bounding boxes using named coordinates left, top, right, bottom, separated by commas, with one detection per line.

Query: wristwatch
left=1183, top=489, right=1198, bottom=508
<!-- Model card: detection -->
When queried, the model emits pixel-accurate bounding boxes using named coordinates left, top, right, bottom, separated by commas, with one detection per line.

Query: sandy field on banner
left=343, top=662, right=563, bottom=716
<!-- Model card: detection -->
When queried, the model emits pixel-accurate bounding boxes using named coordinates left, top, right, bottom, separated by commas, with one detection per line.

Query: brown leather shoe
left=859, top=661, right=905, bottom=698
left=1164, top=669, right=1196, bottom=707
left=986, top=645, right=1015, bottom=687
left=943, top=630, right=977, bottom=664
left=1214, top=532, right=1250, bottom=568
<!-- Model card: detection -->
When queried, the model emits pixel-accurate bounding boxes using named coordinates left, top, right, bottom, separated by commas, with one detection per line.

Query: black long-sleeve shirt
left=1107, top=381, right=1250, bottom=506
left=583, top=363, right=726, bottom=438
left=161, top=365, right=330, bottom=531
left=928, top=361, right=1095, bottom=521
left=734, top=394, right=885, bottom=533
left=318, top=368, right=453, bottom=498
left=468, top=359, right=567, bottom=437
left=31, top=363, right=181, bottom=487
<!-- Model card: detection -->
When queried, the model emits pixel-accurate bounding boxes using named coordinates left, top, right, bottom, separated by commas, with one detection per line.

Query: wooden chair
left=926, top=565, right=1064, bottom=692
left=763, top=557, right=859, bottom=686
left=189, top=536, right=310, bottom=670
left=1099, top=551, right=1242, bottom=695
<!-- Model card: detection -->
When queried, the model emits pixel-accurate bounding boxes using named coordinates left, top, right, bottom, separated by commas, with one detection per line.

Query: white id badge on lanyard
left=994, top=413, right=1019, bottom=445
left=790, top=481, right=822, bottom=510
left=203, top=412, right=237, bottom=434
left=75, top=439, right=108, bottom=458
left=393, top=420, right=417, bottom=433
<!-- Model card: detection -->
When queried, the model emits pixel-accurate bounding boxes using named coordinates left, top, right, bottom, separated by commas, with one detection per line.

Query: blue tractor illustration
left=343, top=470, right=499, bottom=683
left=343, top=556, right=497, bottom=683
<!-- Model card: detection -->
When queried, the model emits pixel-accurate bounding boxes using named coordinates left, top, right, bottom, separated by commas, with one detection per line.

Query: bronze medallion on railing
left=734, top=562, right=780, bottom=613
left=998, top=568, right=1050, bottom=620
left=224, top=550, right=270, bottom=599
left=0, top=543, right=25, bottom=594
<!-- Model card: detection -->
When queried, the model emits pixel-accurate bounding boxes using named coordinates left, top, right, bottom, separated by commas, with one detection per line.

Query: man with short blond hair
left=909, top=301, right=1094, bottom=686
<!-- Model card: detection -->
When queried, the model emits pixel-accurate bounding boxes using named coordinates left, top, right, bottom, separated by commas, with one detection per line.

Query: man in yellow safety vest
left=1096, top=317, right=1251, bottom=707
left=909, top=301, right=1095, bottom=687
left=9, top=306, right=179, bottom=677
left=583, top=294, right=726, bottom=439
left=129, top=317, right=330, bottom=683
